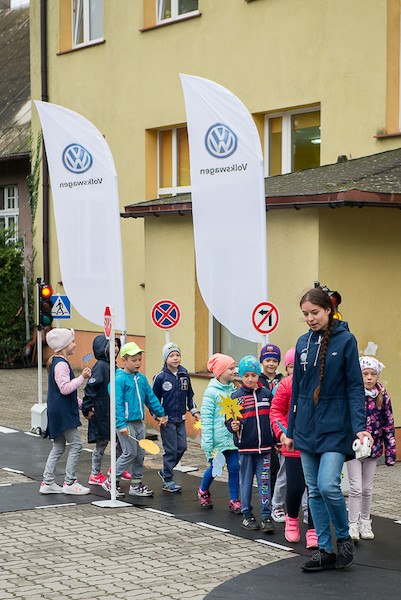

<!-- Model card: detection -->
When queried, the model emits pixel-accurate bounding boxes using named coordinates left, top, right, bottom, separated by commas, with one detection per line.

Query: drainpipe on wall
left=40, top=0, right=49, bottom=282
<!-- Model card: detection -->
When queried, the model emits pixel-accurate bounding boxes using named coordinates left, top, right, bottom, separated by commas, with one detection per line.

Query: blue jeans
left=240, top=452, right=271, bottom=518
left=160, top=420, right=187, bottom=482
left=300, top=451, right=349, bottom=552
left=200, top=449, right=240, bottom=500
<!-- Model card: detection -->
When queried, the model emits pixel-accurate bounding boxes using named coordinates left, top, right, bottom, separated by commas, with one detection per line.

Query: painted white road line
left=0, top=483, right=12, bottom=487
left=255, top=539, right=294, bottom=551
left=145, top=508, right=174, bottom=517
left=0, top=426, right=18, bottom=434
left=35, top=503, right=77, bottom=509
left=196, top=522, right=230, bottom=533
left=2, top=467, right=24, bottom=474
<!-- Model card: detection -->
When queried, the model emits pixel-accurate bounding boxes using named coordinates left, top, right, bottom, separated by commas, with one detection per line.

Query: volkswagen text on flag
left=180, top=74, right=268, bottom=343
left=34, top=101, right=126, bottom=331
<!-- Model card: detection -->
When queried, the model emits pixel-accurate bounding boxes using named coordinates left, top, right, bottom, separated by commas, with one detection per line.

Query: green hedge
left=0, top=229, right=34, bottom=366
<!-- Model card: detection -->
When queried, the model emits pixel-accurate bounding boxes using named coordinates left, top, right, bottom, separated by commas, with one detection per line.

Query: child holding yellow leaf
left=226, top=355, right=275, bottom=533
left=198, top=354, right=241, bottom=512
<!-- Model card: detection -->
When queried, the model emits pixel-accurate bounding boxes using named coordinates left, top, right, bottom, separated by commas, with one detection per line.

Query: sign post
left=150, top=299, right=196, bottom=473
left=252, top=301, right=280, bottom=345
left=92, top=306, right=129, bottom=508
left=151, top=299, right=181, bottom=344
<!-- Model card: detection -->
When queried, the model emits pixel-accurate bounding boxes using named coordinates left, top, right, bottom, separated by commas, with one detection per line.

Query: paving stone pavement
left=0, top=367, right=400, bottom=599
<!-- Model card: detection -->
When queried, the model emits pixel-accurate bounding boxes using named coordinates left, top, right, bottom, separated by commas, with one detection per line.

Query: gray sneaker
left=129, top=482, right=153, bottom=497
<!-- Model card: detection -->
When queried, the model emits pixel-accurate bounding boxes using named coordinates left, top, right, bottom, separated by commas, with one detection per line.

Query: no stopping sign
left=151, top=299, right=181, bottom=330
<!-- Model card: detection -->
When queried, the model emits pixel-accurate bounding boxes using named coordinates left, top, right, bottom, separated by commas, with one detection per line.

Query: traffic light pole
left=37, top=277, right=43, bottom=406
left=31, top=277, right=47, bottom=434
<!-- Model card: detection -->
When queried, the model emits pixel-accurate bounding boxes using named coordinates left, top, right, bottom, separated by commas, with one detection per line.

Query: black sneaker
left=241, top=514, right=260, bottom=530
left=261, top=517, right=275, bottom=533
left=336, top=536, right=355, bottom=569
left=301, top=549, right=336, bottom=571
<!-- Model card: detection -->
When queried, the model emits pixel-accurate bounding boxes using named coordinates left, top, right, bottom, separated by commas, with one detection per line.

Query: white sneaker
left=271, top=507, right=286, bottom=523
left=360, top=519, right=374, bottom=539
left=63, top=480, right=90, bottom=495
left=39, top=481, right=64, bottom=494
left=349, top=521, right=360, bottom=541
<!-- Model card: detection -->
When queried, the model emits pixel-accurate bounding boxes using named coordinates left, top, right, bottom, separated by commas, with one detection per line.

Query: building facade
left=30, top=0, right=401, bottom=447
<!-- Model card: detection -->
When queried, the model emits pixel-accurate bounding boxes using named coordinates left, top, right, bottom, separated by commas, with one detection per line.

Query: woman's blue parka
left=287, top=320, right=366, bottom=457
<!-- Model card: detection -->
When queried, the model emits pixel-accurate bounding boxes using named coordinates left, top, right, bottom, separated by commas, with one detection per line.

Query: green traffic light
left=42, top=314, right=53, bottom=326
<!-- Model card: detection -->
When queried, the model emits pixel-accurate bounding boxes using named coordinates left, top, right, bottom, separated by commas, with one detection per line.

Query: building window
left=72, top=0, right=103, bottom=48
left=264, top=108, right=320, bottom=176
left=158, top=127, right=191, bottom=196
left=0, top=186, right=19, bottom=243
left=156, top=0, right=199, bottom=24
left=211, top=316, right=258, bottom=365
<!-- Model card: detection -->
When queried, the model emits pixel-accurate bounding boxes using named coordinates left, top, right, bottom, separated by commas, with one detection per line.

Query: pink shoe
left=285, top=515, right=300, bottom=543
left=197, top=486, right=213, bottom=508
left=108, top=468, right=131, bottom=480
left=88, top=472, right=107, bottom=485
left=305, top=528, right=318, bottom=548
left=228, top=499, right=242, bottom=513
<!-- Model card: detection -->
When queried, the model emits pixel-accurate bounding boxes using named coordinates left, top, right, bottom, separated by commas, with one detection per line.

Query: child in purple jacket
left=346, top=356, right=396, bottom=541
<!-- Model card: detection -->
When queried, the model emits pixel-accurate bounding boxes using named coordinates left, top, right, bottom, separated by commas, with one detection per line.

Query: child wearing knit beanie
left=152, top=342, right=200, bottom=493
left=197, top=354, right=241, bottom=513
left=39, top=329, right=92, bottom=496
left=259, top=344, right=284, bottom=391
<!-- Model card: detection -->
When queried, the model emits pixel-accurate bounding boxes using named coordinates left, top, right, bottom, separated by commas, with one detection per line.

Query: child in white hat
left=39, top=328, right=92, bottom=495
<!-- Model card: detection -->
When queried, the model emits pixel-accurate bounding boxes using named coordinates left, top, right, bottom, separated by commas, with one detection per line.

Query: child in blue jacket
left=153, top=342, right=200, bottom=492
left=227, top=355, right=275, bottom=533
left=102, top=342, right=167, bottom=497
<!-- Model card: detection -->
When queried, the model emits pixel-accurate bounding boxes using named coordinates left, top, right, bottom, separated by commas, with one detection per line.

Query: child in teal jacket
left=197, top=353, right=241, bottom=513
left=103, top=342, right=166, bottom=497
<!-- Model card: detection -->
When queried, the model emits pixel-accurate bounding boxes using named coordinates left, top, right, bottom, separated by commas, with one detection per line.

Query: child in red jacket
left=270, top=350, right=318, bottom=548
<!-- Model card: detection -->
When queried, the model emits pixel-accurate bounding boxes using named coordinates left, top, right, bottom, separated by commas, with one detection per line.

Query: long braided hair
left=300, top=288, right=335, bottom=404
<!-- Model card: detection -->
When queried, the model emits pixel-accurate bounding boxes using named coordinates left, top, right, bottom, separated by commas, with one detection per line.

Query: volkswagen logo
left=62, top=144, right=93, bottom=173
left=205, top=123, right=238, bottom=158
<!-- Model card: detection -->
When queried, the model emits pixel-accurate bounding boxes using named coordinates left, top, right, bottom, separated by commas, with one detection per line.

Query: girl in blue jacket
left=286, top=287, right=372, bottom=572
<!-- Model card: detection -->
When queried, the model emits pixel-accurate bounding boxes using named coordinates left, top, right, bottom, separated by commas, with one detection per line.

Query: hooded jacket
left=200, top=377, right=237, bottom=460
left=82, top=335, right=116, bottom=443
left=152, top=365, right=198, bottom=422
left=227, top=382, right=274, bottom=453
left=287, top=320, right=366, bottom=456
left=114, top=369, right=165, bottom=430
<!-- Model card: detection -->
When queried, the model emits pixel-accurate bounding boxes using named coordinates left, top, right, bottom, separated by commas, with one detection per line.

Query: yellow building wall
left=29, top=0, right=401, bottom=435
left=318, top=207, right=401, bottom=426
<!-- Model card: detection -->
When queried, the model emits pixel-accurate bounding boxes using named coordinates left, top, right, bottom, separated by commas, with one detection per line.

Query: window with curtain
left=0, top=186, right=19, bottom=243
left=72, top=0, right=103, bottom=47
left=156, top=0, right=199, bottom=24
left=158, top=126, right=191, bottom=196
left=265, top=108, right=320, bottom=176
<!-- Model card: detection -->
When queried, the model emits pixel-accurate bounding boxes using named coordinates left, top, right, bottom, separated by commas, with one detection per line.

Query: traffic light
left=313, top=282, right=342, bottom=320
left=39, top=282, right=54, bottom=327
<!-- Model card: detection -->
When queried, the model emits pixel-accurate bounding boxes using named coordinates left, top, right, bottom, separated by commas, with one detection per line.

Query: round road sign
left=151, top=299, right=181, bottom=330
left=104, top=306, right=112, bottom=339
left=252, top=301, right=280, bottom=335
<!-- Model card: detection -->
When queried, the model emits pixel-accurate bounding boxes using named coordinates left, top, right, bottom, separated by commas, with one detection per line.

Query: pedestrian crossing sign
left=51, top=295, right=71, bottom=319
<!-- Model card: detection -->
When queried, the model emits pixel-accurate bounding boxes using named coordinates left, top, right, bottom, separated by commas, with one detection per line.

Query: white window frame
left=0, top=186, right=19, bottom=243
left=156, top=0, right=199, bottom=25
left=72, top=0, right=103, bottom=48
left=157, top=127, right=191, bottom=197
left=264, top=106, right=320, bottom=177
